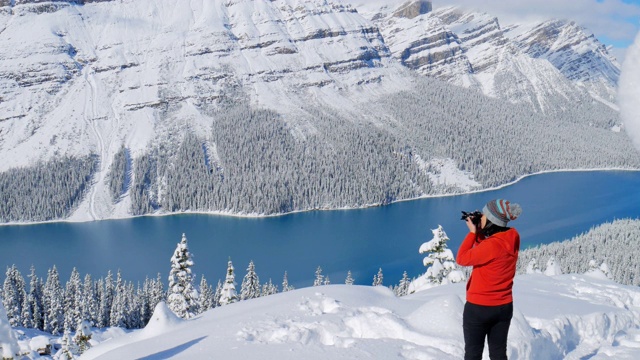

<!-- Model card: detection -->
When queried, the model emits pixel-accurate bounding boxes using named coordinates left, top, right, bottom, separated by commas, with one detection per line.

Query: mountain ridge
left=355, top=1, right=620, bottom=113
left=0, top=0, right=637, bottom=223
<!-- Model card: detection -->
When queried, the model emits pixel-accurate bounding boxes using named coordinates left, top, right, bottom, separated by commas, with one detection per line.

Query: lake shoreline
left=3, top=167, right=639, bottom=227
left=2, top=170, right=639, bottom=287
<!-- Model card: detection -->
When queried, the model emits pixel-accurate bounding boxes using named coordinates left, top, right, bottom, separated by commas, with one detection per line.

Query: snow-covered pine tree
left=281, top=271, right=293, bottom=292
left=2, top=265, right=26, bottom=327
left=150, top=273, right=166, bottom=310
left=0, top=299, right=20, bottom=359
left=213, top=280, right=223, bottom=307
left=219, top=259, right=238, bottom=306
left=125, top=282, right=138, bottom=328
left=80, top=274, right=97, bottom=327
left=94, top=278, right=104, bottom=327
left=261, top=279, right=278, bottom=296
left=130, top=282, right=146, bottom=328
left=418, top=225, right=465, bottom=286
left=110, top=271, right=127, bottom=327
left=55, top=329, right=77, bottom=360
left=544, top=257, right=563, bottom=276
left=390, top=284, right=398, bottom=294
left=345, top=271, right=354, bottom=285
left=97, top=271, right=114, bottom=328
left=516, top=219, right=640, bottom=285
left=373, top=268, right=384, bottom=286
left=44, top=266, right=65, bottom=335
left=73, top=319, right=92, bottom=355
left=395, top=271, right=411, bottom=297
left=313, top=266, right=324, bottom=286
left=240, top=261, right=261, bottom=301
left=167, top=233, right=199, bottom=319
left=109, top=270, right=126, bottom=328
left=21, top=288, right=33, bottom=329
left=526, top=258, right=541, bottom=274
left=27, top=266, right=44, bottom=331
left=64, top=268, right=82, bottom=332
left=600, top=262, right=611, bottom=279
left=323, top=275, right=331, bottom=285
left=138, top=277, right=153, bottom=326
left=198, top=275, right=214, bottom=313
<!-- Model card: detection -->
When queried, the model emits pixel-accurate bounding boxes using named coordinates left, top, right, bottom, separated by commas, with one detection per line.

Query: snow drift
left=78, top=272, right=640, bottom=360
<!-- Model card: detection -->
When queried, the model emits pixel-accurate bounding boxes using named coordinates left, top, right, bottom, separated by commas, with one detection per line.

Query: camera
left=461, top=210, right=483, bottom=226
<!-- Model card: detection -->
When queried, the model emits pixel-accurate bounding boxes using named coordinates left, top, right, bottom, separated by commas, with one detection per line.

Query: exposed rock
left=393, top=0, right=432, bottom=19
left=368, top=4, right=619, bottom=111
left=514, top=20, right=620, bottom=84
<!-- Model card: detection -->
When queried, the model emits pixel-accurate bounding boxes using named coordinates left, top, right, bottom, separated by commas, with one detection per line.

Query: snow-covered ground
left=3, top=270, right=637, bottom=359
left=81, top=272, right=640, bottom=359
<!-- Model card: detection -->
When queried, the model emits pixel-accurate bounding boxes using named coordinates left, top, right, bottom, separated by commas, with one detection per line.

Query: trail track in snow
left=84, top=69, right=104, bottom=221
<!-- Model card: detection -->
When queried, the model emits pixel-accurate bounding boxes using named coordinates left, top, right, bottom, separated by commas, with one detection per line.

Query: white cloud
left=619, top=32, right=640, bottom=151
left=432, top=0, right=640, bottom=47
left=610, top=47, right=628, bottom=64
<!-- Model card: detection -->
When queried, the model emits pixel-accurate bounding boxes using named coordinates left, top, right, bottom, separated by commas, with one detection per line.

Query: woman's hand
left=466, top=217, right=477, bottom=233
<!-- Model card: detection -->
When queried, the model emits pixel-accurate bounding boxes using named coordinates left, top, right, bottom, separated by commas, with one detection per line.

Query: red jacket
left=456, top=228, right=520, bottom=306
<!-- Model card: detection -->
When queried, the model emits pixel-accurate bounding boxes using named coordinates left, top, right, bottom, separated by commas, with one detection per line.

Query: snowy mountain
left=0, top=0, right=390, bottom=169
left=354, top=1, right=621, bottom=112
left=0, top=0, right=637, bottom=223
left=17, top=273, right=639, bottom=359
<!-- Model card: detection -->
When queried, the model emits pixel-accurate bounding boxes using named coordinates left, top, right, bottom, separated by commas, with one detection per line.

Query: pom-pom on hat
left=482, top=199, right=522, bottom=227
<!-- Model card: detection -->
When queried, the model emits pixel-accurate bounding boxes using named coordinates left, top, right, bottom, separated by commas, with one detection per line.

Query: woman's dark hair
left=481, top=219, right=510, bottom=237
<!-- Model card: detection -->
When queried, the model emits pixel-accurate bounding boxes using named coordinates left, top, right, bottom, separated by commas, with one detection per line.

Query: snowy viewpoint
left=4, top=270, right=640, bottom=359
left=78, top=273, right=640, bottom=359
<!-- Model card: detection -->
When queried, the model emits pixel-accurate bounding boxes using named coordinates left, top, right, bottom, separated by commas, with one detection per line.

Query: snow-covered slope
left=356, top=1, right=621, bottom=112
left=0, top=0, right=407, bottom=220
left=74, top=273, right=640, bottom=359
left=0, top=0, right=636, bottom=223
left=0, top=0, right=394, bottom=173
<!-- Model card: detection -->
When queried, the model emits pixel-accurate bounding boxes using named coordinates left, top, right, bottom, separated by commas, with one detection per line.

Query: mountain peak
left=392, top=0, right=432, bottom=19
left=366, top=4, right=620, bottom=111
left=513, top=18, right=620, bottom=86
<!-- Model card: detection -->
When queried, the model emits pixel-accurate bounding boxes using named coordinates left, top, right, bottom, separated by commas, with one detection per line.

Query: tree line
left=0, top=234, right=414, bottom=336
left=3, top=218, right=637, bottom=342
left=517, top=218, right=640, bottom=286
left=0, top=156, right=97, bottom=222
left=124, top=75, right=640, bottom=216
left=2, top=75, right=638, bottom=221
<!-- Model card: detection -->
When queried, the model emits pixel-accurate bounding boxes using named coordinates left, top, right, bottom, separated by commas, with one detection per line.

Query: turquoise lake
left=1, top=171, right=639, bottom=288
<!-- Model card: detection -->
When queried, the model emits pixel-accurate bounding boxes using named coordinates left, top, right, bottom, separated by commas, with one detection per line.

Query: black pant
left=463, top=301, right=513, bottom=360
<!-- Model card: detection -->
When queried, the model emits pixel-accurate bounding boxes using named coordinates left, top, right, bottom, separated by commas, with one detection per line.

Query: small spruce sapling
left=372, top=268, right=384, bottom=286
left=219, top=259, right=238, bottom=305
left=313, top=267, right=324, bottom=287
left=240, top=261, right=261, bottom=301
left=345, top=271, right=354, bottom=285
left=73, top=320, right=92, bottom=355
left=412, top=225, right=465, bottom=292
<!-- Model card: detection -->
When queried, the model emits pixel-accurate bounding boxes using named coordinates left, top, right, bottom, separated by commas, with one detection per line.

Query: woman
left=456, top=199, right=522, bottom=360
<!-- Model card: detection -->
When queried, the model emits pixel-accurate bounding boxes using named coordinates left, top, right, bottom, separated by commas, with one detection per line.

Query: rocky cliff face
left=392, top=0, right=432, bottom=20
left=0, top=0, right=396, bottom=166
left=0, top=0, right=632, bottom=222
left=360, top=1, right=620, bottom=112
left=512, top=19, right=619, bottom=103
left=0, top=0, right=621, bottom=170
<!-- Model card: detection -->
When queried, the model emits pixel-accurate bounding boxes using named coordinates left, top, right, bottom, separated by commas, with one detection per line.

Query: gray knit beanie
left=482, top=199, right=522, bottom=227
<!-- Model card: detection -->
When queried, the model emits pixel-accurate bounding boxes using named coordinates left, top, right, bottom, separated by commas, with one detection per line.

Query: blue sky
left=434, top=0, right=640, bottom=62
left=597, top=0, right=640, bottom=47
